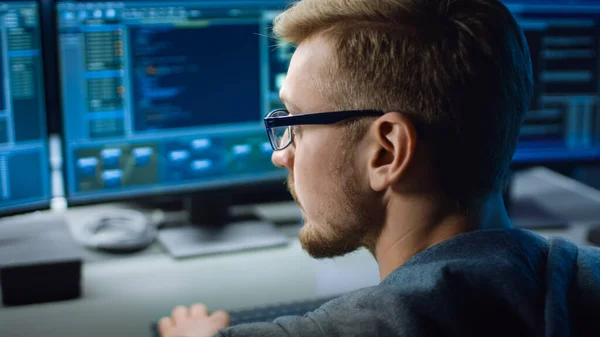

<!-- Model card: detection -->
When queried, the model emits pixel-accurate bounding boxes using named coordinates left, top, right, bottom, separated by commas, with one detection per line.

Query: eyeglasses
left=263, top=108, right=385, bottom=151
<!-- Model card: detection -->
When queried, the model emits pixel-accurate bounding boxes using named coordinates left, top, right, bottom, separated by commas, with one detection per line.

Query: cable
left=77, top=209, right=157, bottom=253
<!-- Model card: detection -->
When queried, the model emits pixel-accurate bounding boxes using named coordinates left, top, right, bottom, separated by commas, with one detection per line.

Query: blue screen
left=508, top=4, right=600, bottom=164
left=0, top=1, right=51, bottom=214
left=130, top=24, right=261, bottom=131
left=57, top=1, right=289, bottom=203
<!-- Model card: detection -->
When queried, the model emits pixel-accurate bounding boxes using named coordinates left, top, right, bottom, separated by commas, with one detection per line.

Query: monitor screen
left=511, top=4, right=600, bottom=164
left=0, top=1, right=51, bottom=215
left=57, top=1, right=290, bottom=204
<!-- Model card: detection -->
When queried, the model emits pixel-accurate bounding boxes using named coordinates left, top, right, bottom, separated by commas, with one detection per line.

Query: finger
left=189, top=303, right=209, bottom=318
left=210, top=310, right=231, bottom=327
left=158, top=317, right=173, bottom=336
left=172, top=305, right=189, bottom=324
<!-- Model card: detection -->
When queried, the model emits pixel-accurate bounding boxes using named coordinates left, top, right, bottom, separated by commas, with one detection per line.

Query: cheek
left=292, top=146, right=314, bottom=198
left=293, top=139, right=337, bottom=214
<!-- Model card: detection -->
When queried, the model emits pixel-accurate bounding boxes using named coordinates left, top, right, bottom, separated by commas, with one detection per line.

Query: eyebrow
left=279, top=95, right=302, bottom=114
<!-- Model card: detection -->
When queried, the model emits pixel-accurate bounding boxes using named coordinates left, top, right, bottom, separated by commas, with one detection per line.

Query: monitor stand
left=157, top=192, right=289, bottom=259
left=504, top=178, right=568, bottom=230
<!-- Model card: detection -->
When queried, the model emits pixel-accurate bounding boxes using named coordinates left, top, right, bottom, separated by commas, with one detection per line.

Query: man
left=159, top=0, right=600, bottom=336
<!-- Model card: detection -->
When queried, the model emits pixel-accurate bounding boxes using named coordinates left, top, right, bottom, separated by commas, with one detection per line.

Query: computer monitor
left=56, top=1, right=291, bottom=203
left=0, top=1, right=51, bottom=216
left=56, top=1, right=293, bottom=257
left=510, top=4, right=600, bottom=166
left=502, top=3, right=600, bottom=229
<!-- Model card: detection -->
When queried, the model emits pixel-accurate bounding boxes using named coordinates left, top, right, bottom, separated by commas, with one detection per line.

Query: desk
left=1, top=167, right=599, bottom=337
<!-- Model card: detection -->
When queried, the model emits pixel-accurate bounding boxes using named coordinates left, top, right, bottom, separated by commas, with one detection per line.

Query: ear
left=367, top=112, right=417, bottom=192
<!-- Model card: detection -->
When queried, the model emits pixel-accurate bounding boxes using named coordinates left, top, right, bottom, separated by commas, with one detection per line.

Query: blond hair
left=273, top=0, right=533, bottom=208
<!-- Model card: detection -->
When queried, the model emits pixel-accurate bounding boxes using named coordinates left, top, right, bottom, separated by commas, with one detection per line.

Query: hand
left=159, top=303, right=230, bottom=337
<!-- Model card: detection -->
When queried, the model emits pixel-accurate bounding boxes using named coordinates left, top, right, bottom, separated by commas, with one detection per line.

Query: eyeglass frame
left=263, top=108, right=385, bottom=151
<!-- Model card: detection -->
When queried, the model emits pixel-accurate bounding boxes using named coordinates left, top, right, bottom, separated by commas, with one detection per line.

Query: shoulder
left=381, top=228, right=548, bottom=286
left=308, top=229, right=550, bottom=336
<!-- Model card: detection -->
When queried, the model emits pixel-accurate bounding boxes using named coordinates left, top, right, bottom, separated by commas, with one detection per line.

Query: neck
left=373, top=192, right=511, bottom=281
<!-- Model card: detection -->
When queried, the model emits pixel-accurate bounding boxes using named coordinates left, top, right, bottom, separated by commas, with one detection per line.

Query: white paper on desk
left=314, top=253, right=380, bottom=297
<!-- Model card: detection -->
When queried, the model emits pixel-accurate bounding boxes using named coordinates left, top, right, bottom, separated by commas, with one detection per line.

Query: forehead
left=280, top=36, right=334, bottom=110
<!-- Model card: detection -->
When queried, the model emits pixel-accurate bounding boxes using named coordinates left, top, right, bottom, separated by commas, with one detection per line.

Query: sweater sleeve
left=212, top=288, right=392, bottom=337
left=213, top=312, right=327, bottom=337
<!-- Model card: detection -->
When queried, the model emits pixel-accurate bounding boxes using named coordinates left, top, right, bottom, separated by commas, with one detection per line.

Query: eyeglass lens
left=268, top=110, right=292, bottom=150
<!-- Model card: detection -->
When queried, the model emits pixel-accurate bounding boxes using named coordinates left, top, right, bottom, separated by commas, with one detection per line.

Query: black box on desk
left=0, top=216, right=83, bottom=306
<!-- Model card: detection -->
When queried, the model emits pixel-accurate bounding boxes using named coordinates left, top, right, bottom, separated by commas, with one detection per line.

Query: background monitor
left=56, top=0, right=292, bottom=206
left=0, top=1, right=51, bottom=216
left=510, top=4, right=600, bottom=166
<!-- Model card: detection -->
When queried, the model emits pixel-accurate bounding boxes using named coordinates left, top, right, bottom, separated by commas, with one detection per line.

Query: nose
left=271, top=144, right=294, bottom=169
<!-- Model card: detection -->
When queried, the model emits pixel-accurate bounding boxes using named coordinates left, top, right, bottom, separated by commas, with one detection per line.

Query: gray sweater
left=216, top=228, right=600, bottom=337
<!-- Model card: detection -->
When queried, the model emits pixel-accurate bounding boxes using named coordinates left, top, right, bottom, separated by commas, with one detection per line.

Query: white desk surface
left=1, top=167, right=599, bottom=337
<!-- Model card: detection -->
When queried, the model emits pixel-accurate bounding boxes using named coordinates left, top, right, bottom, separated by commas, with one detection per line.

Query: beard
left=287, top=157, right=383, bottom=259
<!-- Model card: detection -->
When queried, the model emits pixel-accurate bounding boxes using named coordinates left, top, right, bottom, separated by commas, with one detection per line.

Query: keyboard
left=151, top=296, right=338, bottom=337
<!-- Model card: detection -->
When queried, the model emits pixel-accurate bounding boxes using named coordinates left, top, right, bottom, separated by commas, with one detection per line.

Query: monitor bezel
left=0, top=199, right=51, bottom=217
